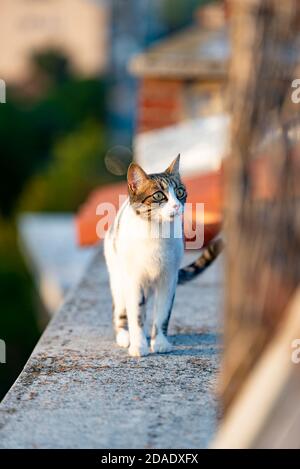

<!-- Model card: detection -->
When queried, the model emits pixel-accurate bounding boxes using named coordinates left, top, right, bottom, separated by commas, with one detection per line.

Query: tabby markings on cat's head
left=127, top=155, right=187, bottom=222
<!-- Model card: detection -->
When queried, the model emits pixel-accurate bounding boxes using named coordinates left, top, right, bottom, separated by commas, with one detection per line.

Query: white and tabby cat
left=104, top=155, right=223, bottom=357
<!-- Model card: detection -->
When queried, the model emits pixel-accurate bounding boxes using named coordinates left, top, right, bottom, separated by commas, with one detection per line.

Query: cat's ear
left=127, top=163, right=148, bottom=192
left=165, top=154, right=180, bottom=174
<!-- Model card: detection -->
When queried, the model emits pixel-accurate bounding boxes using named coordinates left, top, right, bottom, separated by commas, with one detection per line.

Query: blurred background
left=0, top=0, right=228, bottom=399
left=1, top=0, right=300, bottom=448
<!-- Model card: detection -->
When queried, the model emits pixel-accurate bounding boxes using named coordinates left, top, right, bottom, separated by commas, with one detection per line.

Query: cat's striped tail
left=177, top=238, right=224, bottom=285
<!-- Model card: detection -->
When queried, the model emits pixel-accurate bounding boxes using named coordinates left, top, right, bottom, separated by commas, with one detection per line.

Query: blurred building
left=107, top=0, right=168, bottom=145
left=0, top=0, right=108, bottom=83
left=108, top=1, right=229, bottom=145
left=134, top=115, right=229, bottom=177
left=130, top=22, right=229, bottom=133
left=129, top=2, right=230, bottom=176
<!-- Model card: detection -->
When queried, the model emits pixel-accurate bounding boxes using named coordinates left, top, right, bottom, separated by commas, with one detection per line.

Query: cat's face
left=127, top=155, right=187, bottom=222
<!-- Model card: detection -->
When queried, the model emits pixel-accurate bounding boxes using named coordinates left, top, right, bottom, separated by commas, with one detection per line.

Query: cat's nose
left=173, top=203, right=180, bottom=211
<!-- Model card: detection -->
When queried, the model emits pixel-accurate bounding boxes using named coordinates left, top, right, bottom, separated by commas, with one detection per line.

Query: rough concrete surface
left=0, top=248, right=223, bottom=449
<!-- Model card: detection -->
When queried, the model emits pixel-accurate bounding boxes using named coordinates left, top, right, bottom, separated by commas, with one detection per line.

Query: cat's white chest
left=117, top=205, right=184, bottom=281
left=127, top=236, right=183, bottom=283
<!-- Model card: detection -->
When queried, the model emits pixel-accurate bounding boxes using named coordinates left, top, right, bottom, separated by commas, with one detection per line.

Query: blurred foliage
left=31, top=48, right=71, bottom=86
left=161, top=0, right=212, bottom=31
left=20, top=120, right=112, bottom=212
left=0, top=75, right=108, bottom=217
left=0, top=219, right=40, bottom=399
left=0, top=49, right=117, bottom=400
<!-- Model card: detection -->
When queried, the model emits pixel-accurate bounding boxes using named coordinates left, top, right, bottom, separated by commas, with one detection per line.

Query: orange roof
left=75, top=170, right=223, bottom=248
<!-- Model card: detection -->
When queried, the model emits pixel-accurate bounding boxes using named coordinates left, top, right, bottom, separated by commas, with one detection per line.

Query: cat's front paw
left=151, top=334, right=173, bottom=354
left=116, top=329, right=130, bottom=348
left=128, top=340, right=149, bottom=357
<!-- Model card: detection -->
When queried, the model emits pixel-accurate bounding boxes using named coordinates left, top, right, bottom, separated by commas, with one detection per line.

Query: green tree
left=19, top=120, right=115, bottom=212
left=161, top=0, right=211, bottom=31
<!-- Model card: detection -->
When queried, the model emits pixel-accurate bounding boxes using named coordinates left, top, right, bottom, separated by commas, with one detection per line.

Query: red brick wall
left=136, top=78, right=224, bottom=133
left=137, top=78, right=184, bottom=133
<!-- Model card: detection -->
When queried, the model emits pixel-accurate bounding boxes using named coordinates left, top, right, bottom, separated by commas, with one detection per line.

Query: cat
left=104, top=155, right=223, bottom=357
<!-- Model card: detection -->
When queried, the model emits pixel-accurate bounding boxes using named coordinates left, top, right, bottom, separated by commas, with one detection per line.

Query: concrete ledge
left=0, top=248, right=223, bottom=449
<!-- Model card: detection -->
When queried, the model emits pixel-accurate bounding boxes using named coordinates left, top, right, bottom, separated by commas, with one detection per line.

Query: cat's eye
left=176, top=187, right=185, bottom=198
left=152, top=191, right=166, bottom=202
